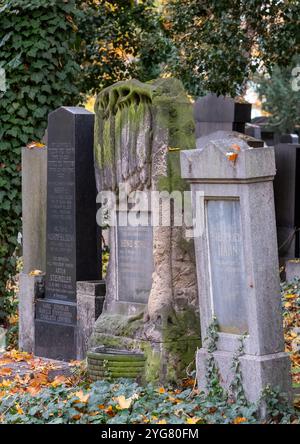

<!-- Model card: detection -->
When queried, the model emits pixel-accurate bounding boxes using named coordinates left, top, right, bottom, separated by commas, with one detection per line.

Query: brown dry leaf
left=51, top=375, right=70, bottom=388
left=0, top=367, right=12, bottom=376
left=26, top=386, right=40, bottom=396
left=226, top=151, right=239, bottom=163
left=5, top=349, right=32, bottom=362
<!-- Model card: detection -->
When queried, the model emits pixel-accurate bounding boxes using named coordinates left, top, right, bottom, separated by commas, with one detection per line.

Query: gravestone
left=117, top=223, right=153, bottom=304
left=194, top=94, right=251, bottom=138
left=273, top=139, right=300, bottom=259
left=89, top=78, right=200, bottom=382
left=35, top=107, right=101, bottom=361
left=181, top=130, right=292, bottom=404
left=19, top=145, right=47, bottom=353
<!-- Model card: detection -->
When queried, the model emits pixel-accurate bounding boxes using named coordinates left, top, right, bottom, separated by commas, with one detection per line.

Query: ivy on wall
left=0, top=0, right=81, bottom=323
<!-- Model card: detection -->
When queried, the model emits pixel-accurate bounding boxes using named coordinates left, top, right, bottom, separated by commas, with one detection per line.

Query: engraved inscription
left=207, top=200, right=248, bottom=334
left=117, top=224, right=153, bottom=304
left=46, top=142, right=76, bottom=301
left=35, top=301, right=76, bottom=325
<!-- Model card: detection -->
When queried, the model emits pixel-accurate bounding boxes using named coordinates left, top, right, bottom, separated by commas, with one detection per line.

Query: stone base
left=285, top=259, right=300, bottom=282
left=76, top=281, right=105, bottom=360
left=19, top=272, right=45, bottom=353
left=196, top=348, right=293, bottom=405
left=89, top=311, right=201, bottom=383
left=32, top=280, right=105, bottom=361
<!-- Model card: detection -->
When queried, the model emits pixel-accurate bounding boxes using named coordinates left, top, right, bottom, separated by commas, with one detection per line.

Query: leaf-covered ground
left=0, top=281, right=299, bottom=424
left=281, top=281, right=300, bottom=391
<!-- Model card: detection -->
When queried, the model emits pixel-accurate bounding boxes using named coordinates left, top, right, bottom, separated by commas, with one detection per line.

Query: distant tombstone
left=35, top=107, right=101, bottom=361
left=273, top=139, right=300, bottom=259
left=194, top=94, right=251, bottom=138
left=181, top=130, right=292, bottom=404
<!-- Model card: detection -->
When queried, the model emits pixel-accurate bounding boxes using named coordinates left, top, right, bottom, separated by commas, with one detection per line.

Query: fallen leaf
left=115, top=394, right=138, bottom=410
left=231, top=143, right=241, bottom=151
left=15, top=403, right=24, bottom=415
left=233, top=416, right=247, bottom=424
left=226, top=152, right=238, bottom=163
left=26, top=142, right=45, bottom=149
left=0, top=367, right=12, bottom=376
left=74, top=390, right=90, bottom=403
left=186, top=416, right=201, bottom=424
left=28, top=269, right=43, bottom=276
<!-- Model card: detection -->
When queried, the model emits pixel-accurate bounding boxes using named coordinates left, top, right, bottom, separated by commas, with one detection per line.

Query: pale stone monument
left=19, top=146, right=47, bottom=353
left=180, top=130, right=292, bottom=403
left=89, top=78, right=200, bottom=382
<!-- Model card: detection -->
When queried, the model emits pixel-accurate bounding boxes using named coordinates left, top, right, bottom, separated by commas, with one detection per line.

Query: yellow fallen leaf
left=186, top=417, right=201, bottom=424
left=233, top=416, right=247, bottom=424
left=157, top=419, right=167, bottom=424
left=115, top=394, right=138, bottom=410
left=15, top=403, right=24, bottom=415
left=158, top=387, right=165, bottom=394
left=285, top=302, right=292, bottom=308
left=26, top=141, right=45, bottom=149
left=28, top=269, right=43, bottom=276
left=74, top=390, right=90, bottom=403
left=285, top=294, right=297, bottom=299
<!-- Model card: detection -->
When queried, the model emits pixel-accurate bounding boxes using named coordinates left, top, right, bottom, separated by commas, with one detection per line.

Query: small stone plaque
left=35, top=300, right=76, bottom=325
left=117, top=224, right=154, bottom=304
left=207, top=200, right=248, bottom=334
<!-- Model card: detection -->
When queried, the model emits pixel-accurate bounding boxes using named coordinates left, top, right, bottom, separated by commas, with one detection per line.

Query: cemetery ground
left=0, top=279, right=299, bottom=424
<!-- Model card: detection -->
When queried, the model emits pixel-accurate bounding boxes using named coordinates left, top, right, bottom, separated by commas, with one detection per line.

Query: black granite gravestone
left=194, top=94, right=251, bottom=138
left=35, top=107, right=100, bottom=361
left=274, top=140, right=300, bottom=259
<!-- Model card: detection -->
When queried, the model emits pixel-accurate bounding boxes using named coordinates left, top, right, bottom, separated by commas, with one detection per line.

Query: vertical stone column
left=180, top=131, right=292, bottom=404
left=19, top=146, right=47, bottom=352
left=76, top=281, right=105, bottom=360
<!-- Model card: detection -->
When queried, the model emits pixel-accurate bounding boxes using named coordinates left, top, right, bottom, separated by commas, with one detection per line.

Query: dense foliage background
left=0, top=0, right=81, bottom=323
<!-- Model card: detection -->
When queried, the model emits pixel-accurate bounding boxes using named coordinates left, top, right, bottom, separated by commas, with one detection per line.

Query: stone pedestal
left=77, top=281, right=105, bottom=359
left=285, top=259, right=300, bottom=282
left=19, top=272, right=45, bottom=353
left=181, top=131, right=292, bottom=404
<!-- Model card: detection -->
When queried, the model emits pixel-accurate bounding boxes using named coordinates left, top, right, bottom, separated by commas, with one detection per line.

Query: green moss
left=90, top=306, right=200, bottom=384
left=94, top=77, right=195, bottom=177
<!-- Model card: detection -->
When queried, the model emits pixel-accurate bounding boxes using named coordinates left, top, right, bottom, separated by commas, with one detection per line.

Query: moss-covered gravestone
left=89, top=78, right=200, bottom=382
